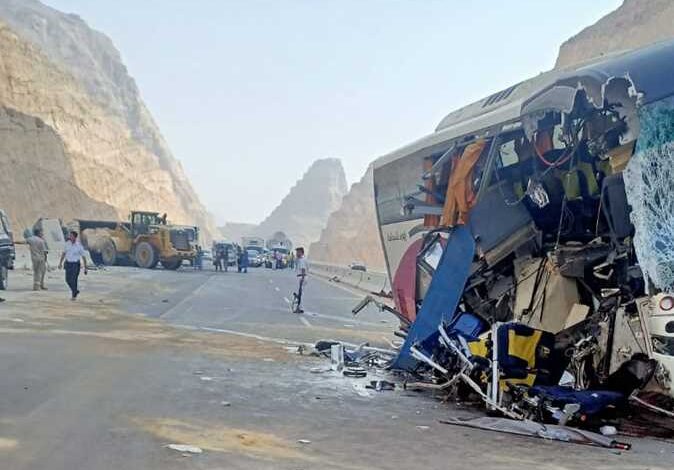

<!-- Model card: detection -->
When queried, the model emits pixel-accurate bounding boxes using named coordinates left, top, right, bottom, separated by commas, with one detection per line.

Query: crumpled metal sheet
left=624, top=96, right=674, bottom=292
left=440, top=416, right=621, bottom=448
left=392, top=225, right=475, bottom=371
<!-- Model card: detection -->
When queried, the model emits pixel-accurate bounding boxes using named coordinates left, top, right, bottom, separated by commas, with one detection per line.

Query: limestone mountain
left=556, top=0, right=674, bottom=68
left=0, top=0, right=218, bottom=240
left=309, top=164, right=385, bottom=269
left=253, top=158, right=348, bottom=250
left=217, top=222, right=256, bottom=243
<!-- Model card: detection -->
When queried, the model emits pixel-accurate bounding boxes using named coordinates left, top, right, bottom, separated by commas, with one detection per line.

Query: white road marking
left=159, top=275, right=214, bottom=318
left=298, top=315, right=312, bottom=328
left=274, top=287, right=280, bottom=292
left=283, top=297, right=290, bottom=304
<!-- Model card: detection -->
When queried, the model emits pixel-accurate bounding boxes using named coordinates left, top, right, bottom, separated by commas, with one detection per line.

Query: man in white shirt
left=293, top=247, right=308, bottom=313
left=58, top=231, right=88, bottom=300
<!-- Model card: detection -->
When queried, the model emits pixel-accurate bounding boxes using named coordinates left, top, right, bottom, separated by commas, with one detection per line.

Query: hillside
left=309, top=165, right=385, bottom=269
left=217, top=222, right=256, bottom=243
left=0, top=0, right=218, bottom=240
left=556, top=0, right=674, bottom=68
left=252, top=158, right=348, bottom=250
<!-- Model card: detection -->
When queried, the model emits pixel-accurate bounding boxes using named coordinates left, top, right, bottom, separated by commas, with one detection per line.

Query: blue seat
left=529, top=385, right=625, bottom=416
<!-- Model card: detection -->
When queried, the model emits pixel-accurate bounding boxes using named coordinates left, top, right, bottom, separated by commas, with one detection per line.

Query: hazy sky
left=46, top=0, right=621, bottom=224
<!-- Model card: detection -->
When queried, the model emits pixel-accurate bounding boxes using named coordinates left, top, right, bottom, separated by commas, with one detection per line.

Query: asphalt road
left=114, top=264, right=396, bottom=347
left=1, top=261, right=673, bottom=469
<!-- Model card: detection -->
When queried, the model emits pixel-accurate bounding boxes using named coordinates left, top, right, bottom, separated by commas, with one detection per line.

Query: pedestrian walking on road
left=58, top=231, right=88, bottom=300
left=223, top=244, right=230, bottom=272
left=240, top=249, right=249, bottom=274
left=292, top=247, right=308, bottom=313
left=194, top=246, right=203, bottom=271
left=26, top=228, right=48, bottom=291
left=214, top=245, right=224, bottom=272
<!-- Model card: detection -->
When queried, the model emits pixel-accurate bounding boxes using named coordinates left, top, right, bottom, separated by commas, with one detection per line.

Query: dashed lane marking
left=298, top=315, right=312, bottom=328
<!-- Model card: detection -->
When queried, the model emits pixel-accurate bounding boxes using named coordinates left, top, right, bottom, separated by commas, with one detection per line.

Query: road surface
left=0, top=262, right=672, bottom=469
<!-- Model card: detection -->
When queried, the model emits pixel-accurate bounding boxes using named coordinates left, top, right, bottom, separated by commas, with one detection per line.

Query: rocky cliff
left=309, top=165, right=385, bottom=269
left=0, top=0, right=218, bottom=240
left=218, top=222, right=256, bottom=243
left=556, top=0, right=674, bottom=68
left=253, top=158, right=348, bottom=250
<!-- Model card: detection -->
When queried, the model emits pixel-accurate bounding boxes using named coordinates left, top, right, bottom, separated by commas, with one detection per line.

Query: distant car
left=349, top=263, right=367, bottom=272
left=246, top=247, right=264, bottom=267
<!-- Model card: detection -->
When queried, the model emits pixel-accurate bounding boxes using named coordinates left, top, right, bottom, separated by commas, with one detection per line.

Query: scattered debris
left=440, top=417, right=630, bottom=449
left=166, top=444, right=203, bottom=454
left=200, top=377, right=214, bottom=382
left=366, top=380, right=395, bottom=391
left=600, top=425, right=617, bottom=436
left=415, top=425, right=430, bottom=431
left=297, top=439, right=311, bottom=445
left=343, top=367, right=367, bottom=378
left=221, top=401, right=231, bottom=407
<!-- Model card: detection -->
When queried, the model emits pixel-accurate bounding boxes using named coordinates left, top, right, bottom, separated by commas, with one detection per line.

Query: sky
left=46, top=0, right=622, bottom=225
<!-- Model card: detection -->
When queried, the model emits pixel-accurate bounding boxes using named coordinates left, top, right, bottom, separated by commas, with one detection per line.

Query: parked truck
left=76, top=211, right=197, bottom=270
left=0, top=209, right=15, bottom=290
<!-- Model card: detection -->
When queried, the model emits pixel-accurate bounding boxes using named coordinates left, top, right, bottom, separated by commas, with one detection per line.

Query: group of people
left=23, top=228, right=88, bottom=301
left=210, top=245, right=249, bottom=273
left=4, top=230, right=308, bottom=313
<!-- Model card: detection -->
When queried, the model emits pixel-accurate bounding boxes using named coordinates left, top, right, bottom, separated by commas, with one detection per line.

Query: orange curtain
left=441, top=140, right=487, bottom=226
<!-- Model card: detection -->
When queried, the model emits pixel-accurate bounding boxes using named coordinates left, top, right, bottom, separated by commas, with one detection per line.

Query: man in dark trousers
left=58, top=231, right=88, bottom=300
left=293, top=247, right=307, bottom=313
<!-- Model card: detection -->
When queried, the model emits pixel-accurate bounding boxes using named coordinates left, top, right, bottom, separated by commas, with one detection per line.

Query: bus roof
left=373, top=38, right=674, bottom=170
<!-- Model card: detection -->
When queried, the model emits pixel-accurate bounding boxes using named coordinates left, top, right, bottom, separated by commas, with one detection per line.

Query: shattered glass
left=624, top=95, right=674, bottom=292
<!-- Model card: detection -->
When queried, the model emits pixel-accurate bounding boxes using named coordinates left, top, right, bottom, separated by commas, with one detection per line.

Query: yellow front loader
left=77, top=211, right=198, bottom=270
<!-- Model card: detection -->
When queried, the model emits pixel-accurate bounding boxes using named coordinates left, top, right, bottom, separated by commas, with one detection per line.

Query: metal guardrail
left=310, top=261, right=391, bottom=296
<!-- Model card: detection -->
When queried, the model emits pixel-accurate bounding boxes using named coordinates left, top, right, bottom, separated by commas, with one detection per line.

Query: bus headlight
left=659, top=295, right=674, bottom=312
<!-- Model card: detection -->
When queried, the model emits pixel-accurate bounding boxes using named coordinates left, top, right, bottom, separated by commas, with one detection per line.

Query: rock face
left=556, top=0, right=674, bottom=68
left=0, top=0, right=218, bottom=240
left=309, top=165, right=385, bottom=269
left=253, top=158, right=348, bottom=250
left=217, top=222, right=256, bottom=243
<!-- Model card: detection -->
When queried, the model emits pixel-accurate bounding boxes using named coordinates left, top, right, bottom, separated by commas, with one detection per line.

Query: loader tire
left=134, top=242, right=159, bottom=269
left=160, top=257, right=182, bottom=270
left=100, top=239, right=117, bottom=266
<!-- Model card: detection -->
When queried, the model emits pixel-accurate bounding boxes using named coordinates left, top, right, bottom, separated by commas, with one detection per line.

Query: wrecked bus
left=373, top=39, right=674, bottom=408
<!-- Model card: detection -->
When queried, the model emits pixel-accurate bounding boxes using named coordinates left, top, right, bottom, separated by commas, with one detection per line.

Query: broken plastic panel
left=624, top=95, right=674, bottom=292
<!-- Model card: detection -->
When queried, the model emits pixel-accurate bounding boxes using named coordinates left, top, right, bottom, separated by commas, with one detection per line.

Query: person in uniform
left=26, top=228, right=48, bottom=291
left=58, top=231, right=88, bottom=300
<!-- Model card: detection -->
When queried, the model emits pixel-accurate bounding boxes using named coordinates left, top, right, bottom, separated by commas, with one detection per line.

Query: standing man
left=240, top=249, right=249, bottom=274
left=213, top=245, right=223, bottom=272
left=194, top=246, right=203, bottom=271
left=293, top=247, right=308, bottom=313
left=26, top=228, right=48, bottom=291
left=223, top=244, right=230, bottom=272
left=58, top=231, right=88, bottom=300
